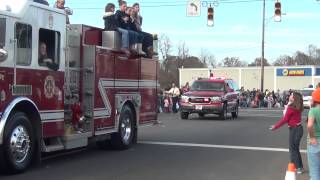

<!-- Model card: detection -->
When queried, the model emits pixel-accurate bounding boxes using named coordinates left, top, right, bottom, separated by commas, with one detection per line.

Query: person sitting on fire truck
left=114, top=0, right=142, bottom=55
left=103, top=3, right=118, bottom=31
left=54, top=0, right=70, bottom=24
left=38, top=42, right=59, bottom=71
left=132, top=3, right=154, bottom=58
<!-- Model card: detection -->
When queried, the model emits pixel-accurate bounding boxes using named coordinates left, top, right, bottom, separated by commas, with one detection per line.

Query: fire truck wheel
left=111, top=105, right=134, bottom=149
left=180, top=112, right=189, bottom=119
left=0, top=112, right=34, bottom=174
left=219, top=103, right=228, bottom=120
left=198, top=113, right=205, bottom=118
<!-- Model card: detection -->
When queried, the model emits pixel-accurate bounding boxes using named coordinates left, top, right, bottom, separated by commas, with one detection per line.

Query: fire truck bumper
left=180, top=103, right=223, bottom=114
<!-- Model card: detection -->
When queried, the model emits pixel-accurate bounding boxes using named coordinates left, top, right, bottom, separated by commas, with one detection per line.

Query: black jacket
left=103, top=12, right=118, bottom=31
left=126, top=18, right=138, bottom=32
left=115, top=10, right=128, bottom=29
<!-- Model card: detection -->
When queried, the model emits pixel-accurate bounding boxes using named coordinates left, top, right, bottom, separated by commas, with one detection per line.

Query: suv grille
left=189, top=97, right=211, bottom=103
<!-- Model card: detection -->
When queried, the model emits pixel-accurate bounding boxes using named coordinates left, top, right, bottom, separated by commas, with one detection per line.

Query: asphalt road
left=0, top=108, right=311, bottom=180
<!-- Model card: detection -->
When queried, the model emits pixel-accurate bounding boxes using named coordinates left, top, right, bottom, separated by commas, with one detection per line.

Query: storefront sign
left=277, top=68, right=312, bottom=76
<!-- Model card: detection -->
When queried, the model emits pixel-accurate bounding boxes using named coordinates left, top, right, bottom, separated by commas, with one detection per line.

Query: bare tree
left=199, top=48, right=216, bottom=68
left=177, top=41, right=189, bottom=60
left=294, top=51, right=313, bottom=65
left=273, top=55, right=295, bottom=66
left=248, top=57, right=270, bottom=66
left=159, top=34, right=172, bottom=61
left=221, top=57, right=246, bottom=67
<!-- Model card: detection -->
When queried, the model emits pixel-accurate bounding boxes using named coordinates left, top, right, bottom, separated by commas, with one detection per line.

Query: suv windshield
left=0, top=18, right=5, bottom=48
left=300, top=90, right=313, bottom=96
left=190, top=81, right=225, bottom=91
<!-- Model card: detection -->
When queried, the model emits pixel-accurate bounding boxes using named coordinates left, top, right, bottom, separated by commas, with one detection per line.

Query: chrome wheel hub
left=9, top=125, right=30, bottom=163
left=120, top=117, right=132, bottom=144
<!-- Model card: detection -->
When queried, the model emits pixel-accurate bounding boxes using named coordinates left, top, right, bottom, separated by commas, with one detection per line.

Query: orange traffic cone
left=285, top=163, right=296, bottom=180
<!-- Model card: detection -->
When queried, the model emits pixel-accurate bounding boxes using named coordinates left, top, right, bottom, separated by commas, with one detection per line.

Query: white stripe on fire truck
left=100, top=79, right=158, bottom=88
left=139, top=80, right=157, bottom=87
left=40, top=112, right=64, bottom=121
left=140, top=112, right=157, bottom=116
left=115, top=81, right=139, bottom=87
left=98, top=79, right=112, bottom=118
left=39, top=110, right=64, bottom=113
left=93, top=109, right=109, bottom=117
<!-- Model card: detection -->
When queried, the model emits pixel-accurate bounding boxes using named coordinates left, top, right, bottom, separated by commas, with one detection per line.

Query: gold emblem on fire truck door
left=44, top=76, right=55, bottom=99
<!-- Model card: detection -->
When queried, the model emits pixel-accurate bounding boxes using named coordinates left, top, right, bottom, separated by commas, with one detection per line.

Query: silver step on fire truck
left=0, top=0, right=159, bottom=173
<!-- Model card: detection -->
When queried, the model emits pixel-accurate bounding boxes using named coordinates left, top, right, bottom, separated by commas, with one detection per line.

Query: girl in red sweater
left=270, top=92, right=304, bottom=174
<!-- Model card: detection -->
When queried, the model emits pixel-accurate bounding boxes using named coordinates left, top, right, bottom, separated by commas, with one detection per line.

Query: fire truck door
left=13, top=23, right=65, bottom=137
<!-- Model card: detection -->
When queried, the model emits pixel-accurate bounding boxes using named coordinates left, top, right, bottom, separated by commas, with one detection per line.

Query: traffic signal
left=207, top=7, right=214, bottom=26
left=274, top=1, right=281, bottom=22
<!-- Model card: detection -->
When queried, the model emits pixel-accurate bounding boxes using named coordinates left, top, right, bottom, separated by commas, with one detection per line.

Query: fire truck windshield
left=0, top=0, right=27, bottom=13
left=190, top=81, right=225, bottom=91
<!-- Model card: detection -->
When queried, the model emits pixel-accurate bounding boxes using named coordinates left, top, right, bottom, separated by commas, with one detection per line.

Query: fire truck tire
left=0, top=112, right=34, bottom=174
left=110, top=105, right=134, bottom=149
left=219, top=103, right=228, bottom=120
left=180, top=112, right=189, bottom=119
left=198, top=113, right=205, bottom=118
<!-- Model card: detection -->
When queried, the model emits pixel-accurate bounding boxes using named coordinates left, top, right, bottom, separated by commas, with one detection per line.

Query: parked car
left=179, top=77, right=239, bottom=120
left=300, top=88, right=315, bottom=108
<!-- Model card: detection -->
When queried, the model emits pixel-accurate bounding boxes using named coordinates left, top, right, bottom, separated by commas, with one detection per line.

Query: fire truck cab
left=0, top=0, right=159, bottom=173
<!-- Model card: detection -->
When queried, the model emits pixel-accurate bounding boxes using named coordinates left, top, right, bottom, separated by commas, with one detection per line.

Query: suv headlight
left=211, top=96, right=222, bottom=102
left=181, top=95, right=189, bottom=103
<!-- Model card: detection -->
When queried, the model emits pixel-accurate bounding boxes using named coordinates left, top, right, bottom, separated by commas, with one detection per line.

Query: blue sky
left=47, top=0, right=320, bottom=64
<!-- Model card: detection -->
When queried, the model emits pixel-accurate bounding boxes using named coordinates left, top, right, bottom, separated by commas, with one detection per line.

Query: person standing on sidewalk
left=270, top=92, right=304, bottom=174
left=306, top=88, right=320, bottom=180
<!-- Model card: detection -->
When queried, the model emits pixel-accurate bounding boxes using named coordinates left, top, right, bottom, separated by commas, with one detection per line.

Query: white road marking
left=139, top=141, right=307, bottom=153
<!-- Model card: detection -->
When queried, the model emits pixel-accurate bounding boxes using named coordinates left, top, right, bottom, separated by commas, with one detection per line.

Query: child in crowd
left=164, top=95, right=170, bottom=113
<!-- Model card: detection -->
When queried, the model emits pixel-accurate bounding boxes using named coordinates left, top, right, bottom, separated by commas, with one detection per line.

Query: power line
left=71, top=0, right=273, bottom=9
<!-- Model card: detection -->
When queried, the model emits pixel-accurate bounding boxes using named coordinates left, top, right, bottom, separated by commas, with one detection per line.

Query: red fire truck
left=0, top=0, right=159, bottom=173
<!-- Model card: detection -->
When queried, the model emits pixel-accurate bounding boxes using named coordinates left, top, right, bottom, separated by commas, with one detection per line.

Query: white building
left=179, top=66, right=320, bottom=91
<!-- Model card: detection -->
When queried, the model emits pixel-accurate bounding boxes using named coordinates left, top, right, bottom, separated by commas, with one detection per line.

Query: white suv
left=300, top=88, right=315, bottom=109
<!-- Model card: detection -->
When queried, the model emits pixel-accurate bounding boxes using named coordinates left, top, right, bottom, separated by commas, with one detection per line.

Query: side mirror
left=64, top=7, right=73, bottom=15
left=0, top=48, right=8, bottom=62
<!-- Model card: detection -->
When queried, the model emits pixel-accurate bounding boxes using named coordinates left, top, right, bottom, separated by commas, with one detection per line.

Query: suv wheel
left=180, top=112, right=189, bottom=120
left=231, top=104, right=239, bottom=118
left=219, top=103, right=228, bottom=120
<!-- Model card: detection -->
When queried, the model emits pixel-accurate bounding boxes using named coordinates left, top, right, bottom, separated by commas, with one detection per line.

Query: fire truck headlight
left=0, top=49, right=8, bottom=62
left=181, top=95, right=189, bottom=103
left=211, top=96, right=222, bottom=102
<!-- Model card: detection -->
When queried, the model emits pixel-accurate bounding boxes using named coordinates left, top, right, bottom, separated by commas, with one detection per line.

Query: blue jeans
left=117, top=28, right=129, bottom=48
left=128, top=30, right=143, bottom=45
left=307, top=142, right=320, bottom=180
left=289, top=125, right=303, bottom=169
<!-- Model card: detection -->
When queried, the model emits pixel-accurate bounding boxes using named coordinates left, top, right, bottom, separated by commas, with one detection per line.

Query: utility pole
left=261, top=0, right=266, bottom=92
